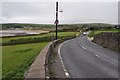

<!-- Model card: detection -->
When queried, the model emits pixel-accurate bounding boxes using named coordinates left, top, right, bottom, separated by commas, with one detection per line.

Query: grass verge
left=2, top=42, right=48, bottom=78
left=88, top=29, right=119, bottom=38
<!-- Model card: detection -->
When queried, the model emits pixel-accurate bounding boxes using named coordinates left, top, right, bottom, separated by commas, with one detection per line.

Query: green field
left=88, top=29, right=119, bottom=37
left=2, top=42, right=48, bottom=78
left=2, top=32, right=77, bottom=45
left=2, top=32, right=78, bottom=78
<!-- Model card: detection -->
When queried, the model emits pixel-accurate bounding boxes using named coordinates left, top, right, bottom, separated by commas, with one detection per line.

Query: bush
left=88, top=31, right=95, bottom=38
left=3, top=36, right=51, bottom=46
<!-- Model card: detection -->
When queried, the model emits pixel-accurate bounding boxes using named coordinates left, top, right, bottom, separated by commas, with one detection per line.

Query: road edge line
left=58, top=40, right=71, bottom=78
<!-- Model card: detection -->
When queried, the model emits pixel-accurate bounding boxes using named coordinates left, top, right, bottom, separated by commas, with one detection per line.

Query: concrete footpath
left=25, top=42, right=51, bottom=78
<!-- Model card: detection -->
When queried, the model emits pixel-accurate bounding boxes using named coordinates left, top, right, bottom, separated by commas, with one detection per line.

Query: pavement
left=25, top=42, right=51, bottom=78
left=50, top=44, right=67, bottom=78
left=60, top=34, right=118, bottom=78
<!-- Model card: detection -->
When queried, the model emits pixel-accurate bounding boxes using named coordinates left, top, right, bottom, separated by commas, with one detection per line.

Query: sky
left=1, top=0, right=119, bottom=24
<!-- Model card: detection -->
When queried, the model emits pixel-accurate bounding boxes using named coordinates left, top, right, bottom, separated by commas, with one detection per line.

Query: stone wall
left=93, top=32, right=120, bottom=52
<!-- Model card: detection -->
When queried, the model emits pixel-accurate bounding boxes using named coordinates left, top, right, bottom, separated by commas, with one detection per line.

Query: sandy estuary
left=0, top=30, right=50, bottom=37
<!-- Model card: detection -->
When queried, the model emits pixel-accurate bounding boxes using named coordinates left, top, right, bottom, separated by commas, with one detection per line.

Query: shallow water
left=0, top=30, right=40, bottom=37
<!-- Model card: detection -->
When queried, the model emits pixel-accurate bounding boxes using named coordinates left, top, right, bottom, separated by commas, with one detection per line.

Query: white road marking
left=94, top=54, right=116, bottom=66
left=58, top=40, right=71, bottom=78
left=86, top=37, right=117, bottom=66
left=95, top=54, right=100, bottom=57
left=81, top=46, right=86, bottom=50
left=65, top=72, right=70, bottom=77
left=103, top=59, right=116, bottom=66
left=80, top=38, right=115, bottom=66
left=46, top=76, right=50, bottom=79
left=58, top=37, right=116, bottom=78
left=100, top=47, right=102, bottom=48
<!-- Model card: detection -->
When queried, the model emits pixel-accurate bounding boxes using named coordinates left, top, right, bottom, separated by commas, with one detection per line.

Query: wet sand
left=0, top=30, right=50, bottom=37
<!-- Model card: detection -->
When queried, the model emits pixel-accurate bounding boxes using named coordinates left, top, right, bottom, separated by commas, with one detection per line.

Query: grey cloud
left=1, top=2, right=118, bottom=24
left=2, top=2, right=54, bottom=17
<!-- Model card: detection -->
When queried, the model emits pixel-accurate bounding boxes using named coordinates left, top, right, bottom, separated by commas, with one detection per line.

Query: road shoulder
left=50, top=43, right=67, bottom=78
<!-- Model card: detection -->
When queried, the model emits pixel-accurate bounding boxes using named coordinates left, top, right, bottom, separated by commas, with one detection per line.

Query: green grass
left=94, top=29, right=119, bottom=34
left=2, top=42, right=48, bottom=78
left=2, top=32, right=78, bottom=45
left=88, top=29, right=119, bottom=38
left=2, top=32, right=79, bottom=78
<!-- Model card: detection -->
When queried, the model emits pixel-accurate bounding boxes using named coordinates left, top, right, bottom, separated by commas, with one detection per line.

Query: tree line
left=1, top=23, right=119, bottom=32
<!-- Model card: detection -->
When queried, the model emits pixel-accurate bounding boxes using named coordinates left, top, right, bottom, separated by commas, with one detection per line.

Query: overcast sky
left=1, top=0, right=119, bottom=24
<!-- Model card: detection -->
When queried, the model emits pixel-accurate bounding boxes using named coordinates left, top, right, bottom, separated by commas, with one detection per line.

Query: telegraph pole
left=55, top=2, right=58, bottom=40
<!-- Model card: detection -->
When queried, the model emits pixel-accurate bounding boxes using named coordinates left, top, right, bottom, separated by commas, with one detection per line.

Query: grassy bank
left=2, top=32, right=78, bottom=45
left=2, top=42, right=48, bottom=78
left=88, top=29, right=119, bottom=38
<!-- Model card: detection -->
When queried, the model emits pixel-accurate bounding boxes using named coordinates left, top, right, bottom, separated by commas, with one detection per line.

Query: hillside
left=1, top=23, right=118, bottom=32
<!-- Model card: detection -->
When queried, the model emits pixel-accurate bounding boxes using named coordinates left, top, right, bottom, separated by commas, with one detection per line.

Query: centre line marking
left=81, top=46, right=86, bottom=50
left=95, top=54, right=100, bottom=57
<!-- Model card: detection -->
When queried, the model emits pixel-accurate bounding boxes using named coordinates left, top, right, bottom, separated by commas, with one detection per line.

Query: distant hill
left=1, top=23, right=118, bottom=32
left=1, top=23, right=54, bottom=30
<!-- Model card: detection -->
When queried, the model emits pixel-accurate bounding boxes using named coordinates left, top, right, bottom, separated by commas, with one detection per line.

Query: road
left=60, top=34, right=118, bottom=78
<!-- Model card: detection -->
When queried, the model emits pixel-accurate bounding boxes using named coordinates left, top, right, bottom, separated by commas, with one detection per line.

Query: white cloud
left=1, top=0, right=120, bottom=2
left=1, top=2, right=118, bottom=24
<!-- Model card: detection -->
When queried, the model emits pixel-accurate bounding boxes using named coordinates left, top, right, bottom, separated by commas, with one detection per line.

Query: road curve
left=60, top=34, right=118, bottom=78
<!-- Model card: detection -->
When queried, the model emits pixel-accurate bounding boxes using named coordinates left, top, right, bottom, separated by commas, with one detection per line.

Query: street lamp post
left=55, top=2, right=63, bottom=40
left=55, top=1, right=58, bottom=40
